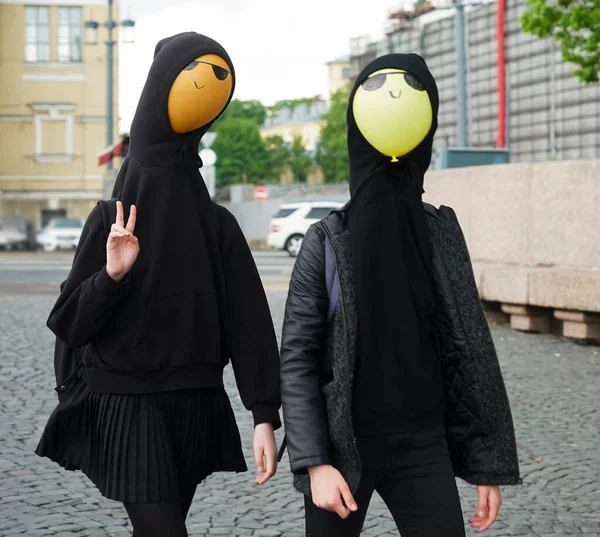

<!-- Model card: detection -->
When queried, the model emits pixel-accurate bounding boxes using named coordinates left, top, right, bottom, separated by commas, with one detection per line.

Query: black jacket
left=280, top=205, right=521, bottom=495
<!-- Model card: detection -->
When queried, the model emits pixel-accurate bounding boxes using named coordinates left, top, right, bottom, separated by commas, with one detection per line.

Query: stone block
left=485, top=309, right=509, bottom=325
left=501, top=304, right=540, bottom=316
left=509, top=313, right=550, bottom=334
left=472, top=262, right=485, bottom=294
left=529, top=270, right=600, bottom=313
left=501, top=303, right=551, bottom=333
left=530, top=159, right=600, bottom=270
left=561, top=320, right=600, bottom=341
left=425, top=164, right=532, bottom=265
left=481, top=266, right=530, bottom=304
left=554, top=310, right=600, bottom=323
left=425, top=160, right=600, bottom=271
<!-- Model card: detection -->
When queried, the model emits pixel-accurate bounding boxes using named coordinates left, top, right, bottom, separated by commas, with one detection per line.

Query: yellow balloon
left=352, top=68, right=433, bottom=162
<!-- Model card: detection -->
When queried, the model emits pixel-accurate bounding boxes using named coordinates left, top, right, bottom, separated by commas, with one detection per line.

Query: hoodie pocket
left=131, top=290, right=221, bottom=370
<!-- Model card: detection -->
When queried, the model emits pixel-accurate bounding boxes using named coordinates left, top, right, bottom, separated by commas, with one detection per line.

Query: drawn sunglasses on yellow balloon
left=361, top=71, right=425, bottom=92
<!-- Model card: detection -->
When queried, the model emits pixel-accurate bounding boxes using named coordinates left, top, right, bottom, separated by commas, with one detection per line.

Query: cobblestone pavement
left=1, top=282, right=599, bottom=536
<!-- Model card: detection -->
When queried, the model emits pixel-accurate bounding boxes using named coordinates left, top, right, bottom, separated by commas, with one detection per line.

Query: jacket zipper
left=321, top=222, right=362, bottom=492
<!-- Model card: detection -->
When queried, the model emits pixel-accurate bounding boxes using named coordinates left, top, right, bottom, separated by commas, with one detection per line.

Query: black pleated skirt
left=35, top=375, right=247, bottom=504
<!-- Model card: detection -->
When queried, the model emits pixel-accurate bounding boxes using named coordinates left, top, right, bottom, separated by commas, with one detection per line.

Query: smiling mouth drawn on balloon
left=194, top=81, right=206, bottom=90
left=389, top=90, right=401, bottom=99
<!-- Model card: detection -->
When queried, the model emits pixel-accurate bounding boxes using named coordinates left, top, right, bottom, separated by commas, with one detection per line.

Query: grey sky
left=118, top=0, right=400, bottom=131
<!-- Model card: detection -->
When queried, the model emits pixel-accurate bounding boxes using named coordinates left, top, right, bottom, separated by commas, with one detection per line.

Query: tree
left=220, top=99, right=267, bottom=125
left=317, top=84, right=350, bottom=183
left=211, top=118, right=267, bottom=186
left=263, top=135, right=290, bottom=182
left=266, top=98, right=315, bottom=118
left=521, top=0, right=600, bottom=83
left=289, top=134, right=313, bottom=183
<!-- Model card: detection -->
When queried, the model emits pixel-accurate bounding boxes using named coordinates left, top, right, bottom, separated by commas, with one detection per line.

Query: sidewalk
left=0, top=289, right=599, bottom=536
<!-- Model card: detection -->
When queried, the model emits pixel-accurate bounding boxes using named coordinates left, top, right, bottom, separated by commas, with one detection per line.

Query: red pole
left=496, top=0, right=506, bottom=148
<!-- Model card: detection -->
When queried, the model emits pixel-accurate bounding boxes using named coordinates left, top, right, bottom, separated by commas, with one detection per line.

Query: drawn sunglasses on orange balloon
left=184, top=60, right=230, bottom=81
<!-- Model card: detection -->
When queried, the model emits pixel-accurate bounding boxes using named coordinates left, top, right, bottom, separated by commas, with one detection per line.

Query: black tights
left=125, top=485, right=197, bottom=537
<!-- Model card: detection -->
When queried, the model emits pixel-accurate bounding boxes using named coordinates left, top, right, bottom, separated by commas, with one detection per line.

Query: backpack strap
left=98, top=199, right=118, bottom=240
left=324, top=234, right=340, bottom=322
left=53, top=199, right=117, bottom=396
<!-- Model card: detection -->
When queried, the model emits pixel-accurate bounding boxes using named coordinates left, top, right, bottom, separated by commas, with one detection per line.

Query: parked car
left=0, top=217, right=36, bottom=250
left=37, top=218, right=84, bottom=251
left=267, top=201, right=345, bottom=257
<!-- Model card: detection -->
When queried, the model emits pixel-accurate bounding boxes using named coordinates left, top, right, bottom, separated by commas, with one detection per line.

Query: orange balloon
left=168, top=54, right=233, bottom=134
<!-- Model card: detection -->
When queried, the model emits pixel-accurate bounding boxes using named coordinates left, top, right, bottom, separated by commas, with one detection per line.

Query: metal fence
left=352, top=0, right=600, bottom=163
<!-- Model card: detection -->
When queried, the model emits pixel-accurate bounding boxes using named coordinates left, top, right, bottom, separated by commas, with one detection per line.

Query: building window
left=342, top=67, right=351, bottom=79
left=32, top=104, right=75, bottom=163
left=58, top=7, right=82, bottom=63
left=25, top=6, right=50, bottom=62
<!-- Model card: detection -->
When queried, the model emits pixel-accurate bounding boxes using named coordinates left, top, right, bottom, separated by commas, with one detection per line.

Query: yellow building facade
left=260, top=98, right=328, bottom=154
left=0, top=0, right=118, bottom=228
left=259, top=120, right=324, bottom=154
left=326, top=55, right=351, bottom=96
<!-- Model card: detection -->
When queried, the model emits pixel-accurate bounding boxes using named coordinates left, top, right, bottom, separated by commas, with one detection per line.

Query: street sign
left=201, top=132, right=217, bottom=149
left=199, top=148, right=217, bottom=167
left=254, top=185, right=268, bottom=201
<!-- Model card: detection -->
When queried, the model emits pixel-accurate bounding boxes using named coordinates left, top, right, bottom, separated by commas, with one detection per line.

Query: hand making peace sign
left=106, top=201, right=139, bottom=282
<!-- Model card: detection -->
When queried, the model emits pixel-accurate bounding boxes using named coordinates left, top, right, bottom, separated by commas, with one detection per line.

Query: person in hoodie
left=36, top=32, right=281, bottom=536
left=280, top=54, right=520, bottom=537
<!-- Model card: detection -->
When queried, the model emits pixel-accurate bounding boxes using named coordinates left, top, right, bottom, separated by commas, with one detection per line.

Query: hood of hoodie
left=127, top=32, right=235, bottom=170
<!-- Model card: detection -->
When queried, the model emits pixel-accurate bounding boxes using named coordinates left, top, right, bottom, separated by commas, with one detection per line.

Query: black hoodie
left=346, top=54, right=443, bottom=435
left=47, top=33, right=281, bottom=428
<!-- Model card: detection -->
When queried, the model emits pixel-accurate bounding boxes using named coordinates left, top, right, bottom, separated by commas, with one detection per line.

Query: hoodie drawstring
left=170, top=144, right=204, bottom=169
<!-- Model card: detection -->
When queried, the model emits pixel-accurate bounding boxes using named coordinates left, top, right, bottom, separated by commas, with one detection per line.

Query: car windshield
left=274, top=208, right=298, bottom=219
left=0, top=218, right=26, bottom=232
left=306, top=207, right=338, bottom=220
left=51, top=219, right=83, bottom=229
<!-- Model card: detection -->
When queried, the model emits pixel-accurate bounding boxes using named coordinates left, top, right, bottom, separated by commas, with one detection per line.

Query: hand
left=469, top=486, right=503, bottom=532
left=106, top=201, right=139, bottom=282
left=308, top=464, right=358, bottom=519
left=254, top=423, right=277, bottom=485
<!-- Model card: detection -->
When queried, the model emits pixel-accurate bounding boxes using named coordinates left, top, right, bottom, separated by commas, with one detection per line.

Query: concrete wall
left=423, top=159, right=600, bottom=270
left=228, top=160, right=600, bottom=325
left=222, top=200, right=282, bottom=245
left=423, top=158, right=600, bottom=319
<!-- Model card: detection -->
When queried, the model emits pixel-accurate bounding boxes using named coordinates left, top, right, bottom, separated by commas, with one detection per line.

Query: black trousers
left=305, top=425, right=466, bottom=537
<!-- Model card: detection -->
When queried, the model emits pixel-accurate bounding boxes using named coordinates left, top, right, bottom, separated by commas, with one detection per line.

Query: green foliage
left=316, top=84, right=350, bottom=184
left=267, top=98, right=315, bottom=118
left=211, top=118, right=267, bottom=186
left=289, top=134, right=313, bottom=183
left=209, top=98, right=322, bottom=186
left=264, top=135, right=290, bottom=182
left=521, top=0, right=600, bottom=83
left=220, top=99, right=267, bottom=125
